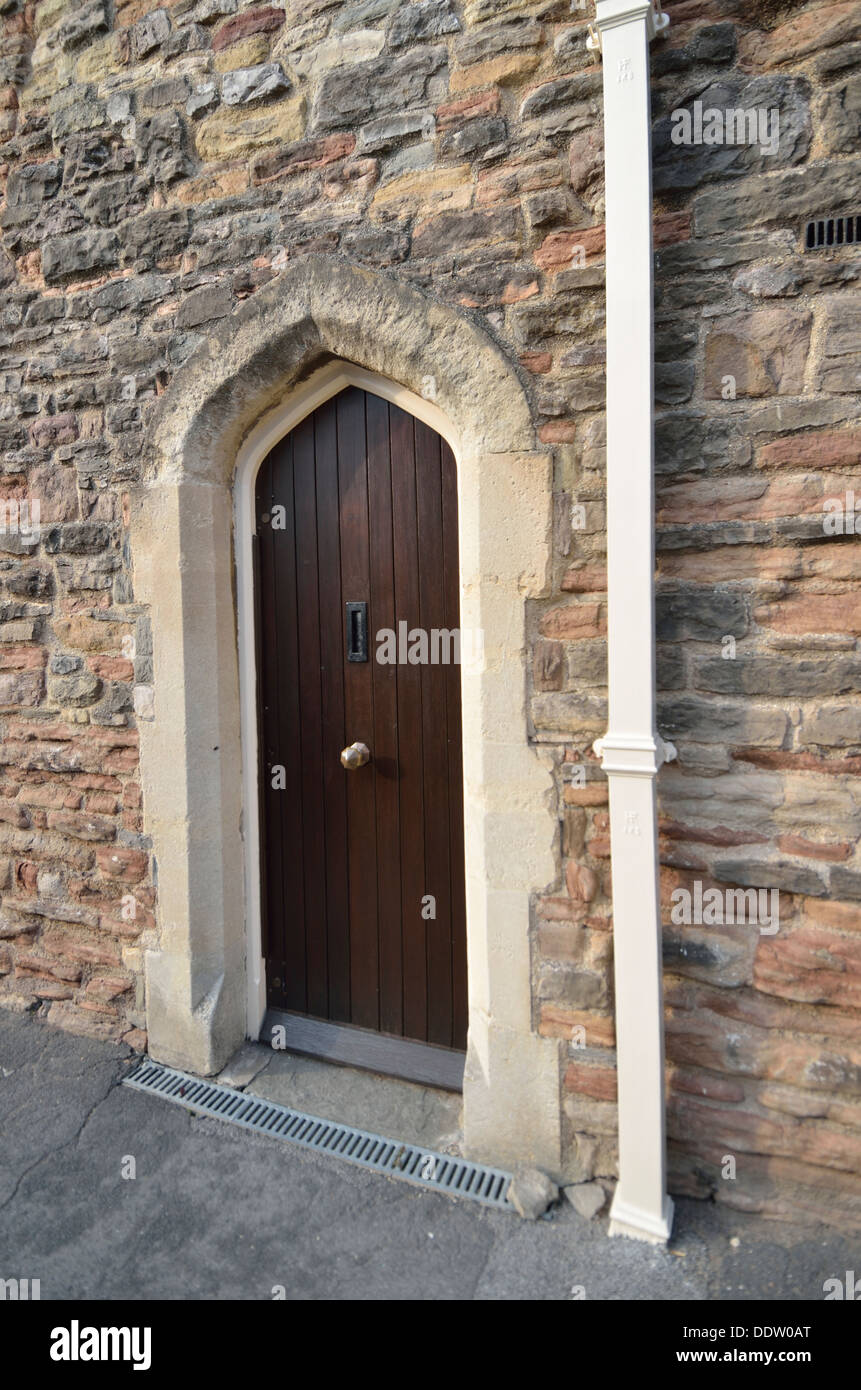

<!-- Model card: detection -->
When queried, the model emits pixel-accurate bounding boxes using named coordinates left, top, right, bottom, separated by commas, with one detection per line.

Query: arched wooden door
left=254, top=386, right=468, bottom=1088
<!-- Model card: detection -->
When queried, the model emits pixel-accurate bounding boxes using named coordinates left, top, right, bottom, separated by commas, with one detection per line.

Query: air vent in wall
left=805, top=216, right=860, bottom=250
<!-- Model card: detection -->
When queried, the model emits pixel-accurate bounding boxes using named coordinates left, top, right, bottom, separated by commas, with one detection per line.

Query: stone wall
left=0, top=0, right=858, bottom=1223
left=533, top=0, right=861, bottom=1224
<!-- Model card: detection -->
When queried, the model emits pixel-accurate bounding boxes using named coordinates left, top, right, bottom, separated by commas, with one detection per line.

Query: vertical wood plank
left=272, top=434, right=306, bottom=1013
left=416, top=422, right=454, bottom=1047
left=367, top=393, right=403, bottom=1037
left=293, top=412, right=327, bottom=1017
left=256, top=455, right=287, bottom=1004
left=441, top=438, right=468, bottom=1050
left=315, top=397, right=351, bottom=1022
left=337, top=388, right=380, bottom=1031
left=390, top=404, right=427, bottom=1041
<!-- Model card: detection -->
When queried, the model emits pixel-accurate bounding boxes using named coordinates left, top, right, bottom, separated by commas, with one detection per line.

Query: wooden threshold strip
left=262, top=1008, right=465, bottom=1092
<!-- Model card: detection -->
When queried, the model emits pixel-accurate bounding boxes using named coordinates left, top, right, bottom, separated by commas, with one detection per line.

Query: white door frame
left=135, top=256, right=563, bottom=1175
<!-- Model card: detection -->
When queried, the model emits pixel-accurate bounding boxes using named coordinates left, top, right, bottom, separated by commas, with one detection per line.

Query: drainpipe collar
left=593, top=732, right=677, bottom=776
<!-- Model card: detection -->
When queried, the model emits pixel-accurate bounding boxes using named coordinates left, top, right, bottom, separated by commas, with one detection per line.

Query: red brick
left=669, top=976, right=861, bottom=1042
left=0, top=645, right=47, bottom=671
left=654, top=211, right=691, bottom=247
left=535, top=212, right=688, bottom=271
left=658, top=546, right=803, bottom=583
left=519, top=351, right=552, bottom=374
left=251, top=134, right=355, bottom=185
left=755, top=926, right=861, bottom=1010
left=668, top=1066, right=746, bottom=1104
left=563, top=784, right=608, bottom=807
left=535, top=225, right=605, bottom=271
left=25, top=980, right=75, bottom=1000
left=99, top=902, right=155, bottom=936
left=537, top=921, right=585, bottom=961
left=539, top=603, right=604, bottom=640
left=16, top=782, right=81, bottom=810
left=16, top=862, right=38, bottom=891
left=565, top=861, right=599, bottom=902
left=46, top=1001, right=124, bottom=1042
left=0, top=798, right=28, bottom=827
left=85, top=974, right=133, bottom=1003
left=538, top=420, right=577, bottom=443
left=212, top=5, right=284, bottom=52
left=15, top=952, right=81, bottom=982
left=758, top=427, right=861, bottom=472
left=87, top=655, right=134, bottom=682
left=660, top=819, right=769, bottom=848
left=739, top=3, right=861, bottom=70
left=501, top=278, right=538, bottom=304
left=46, top=810, right=116, bottom=841
left=561, top=563, right=606, bottom=593
left=95, top=846, right=148, bottom=882
left=535, top=895, right=588, bottom=922
left=564, top=1061, right=618, bottom=1101
left=804, top=899, right=861, bottom=933
left=755, top=593, right=861, bottom=637
left=44, top=934, right=122, bottom=968
left=435, top=90, right=500, bottom=129
left=777, top=833, right=853, bottom=863
left=71, top=773, right=123, bottom=791
left=29, top=413, right=78, bottom=448
left=78, top=998, right=120, bottom=1017
left=540, top=1005, right=615, bottom=1047
left=658, top=473, right=822, bottom=525
left=669, top=1092, right=861, bottom=1174
left=734, top=748, right=861, bottom=775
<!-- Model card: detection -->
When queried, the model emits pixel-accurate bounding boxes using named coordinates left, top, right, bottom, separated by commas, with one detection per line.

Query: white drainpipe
left=588, top=0, right=676, bottom=1242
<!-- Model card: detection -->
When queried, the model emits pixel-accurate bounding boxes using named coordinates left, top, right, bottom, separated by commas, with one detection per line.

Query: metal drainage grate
left=124, top=1058, right=515, bottom=1211
left=805, top=215, right=860, bottom=250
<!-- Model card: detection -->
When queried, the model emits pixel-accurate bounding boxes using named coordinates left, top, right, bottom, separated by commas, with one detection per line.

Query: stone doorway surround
left=131, top=256, right=564, bottom=1175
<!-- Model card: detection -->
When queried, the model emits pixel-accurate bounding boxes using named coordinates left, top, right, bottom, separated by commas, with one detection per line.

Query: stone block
left=314, top=46, right=446, bottom=129
left=704, top=308, right=812, bottom=398
left=563, top=1180, right=606, bottom=1219
left=59, top=0, right=110, bottom=52
left=222, top=62, right=290, bottom=106
left=389, top=0, right=459, bottom=48
left=507, top=1165, right=558, bottom=1219
left=195, top=95, right=306, bottom=158
left=42, top=229, right=119, bottom=282
left=132, top=8, right=172, bottom=60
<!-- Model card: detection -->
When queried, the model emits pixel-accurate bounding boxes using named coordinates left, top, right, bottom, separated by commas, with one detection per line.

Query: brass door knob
left=340, top=741, right=371, bottom=770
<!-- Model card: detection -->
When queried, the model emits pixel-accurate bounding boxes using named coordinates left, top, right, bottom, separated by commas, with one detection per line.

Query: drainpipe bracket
left=657, top=733, right=677, bottom=766
left=649, top=1, right=670, bottom=42
left=592, top=732, right=676, bottom=776
left=587, top=0, right=670, bottom=52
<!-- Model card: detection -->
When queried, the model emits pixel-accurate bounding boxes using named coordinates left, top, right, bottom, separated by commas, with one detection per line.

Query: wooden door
left=255, top=386, right=467, bottom=1085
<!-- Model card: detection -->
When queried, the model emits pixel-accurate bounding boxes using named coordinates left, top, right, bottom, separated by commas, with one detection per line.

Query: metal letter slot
left=346, top=601, right=368, bottom=662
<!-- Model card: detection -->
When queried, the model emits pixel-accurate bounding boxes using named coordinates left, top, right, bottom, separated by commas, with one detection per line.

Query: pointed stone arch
left=132, top=256, right=563, bottom=1173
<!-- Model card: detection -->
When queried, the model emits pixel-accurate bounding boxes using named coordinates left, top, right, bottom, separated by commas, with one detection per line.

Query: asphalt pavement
left=0, top=1009, right=856, bottom=1301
